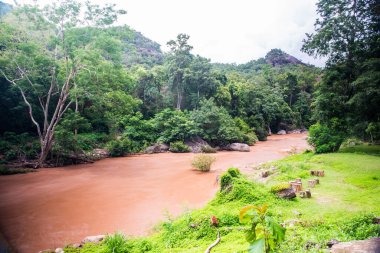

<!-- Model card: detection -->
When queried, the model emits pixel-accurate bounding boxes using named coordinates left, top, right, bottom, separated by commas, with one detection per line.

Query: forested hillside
left=0, top=1, right=321, bottom=168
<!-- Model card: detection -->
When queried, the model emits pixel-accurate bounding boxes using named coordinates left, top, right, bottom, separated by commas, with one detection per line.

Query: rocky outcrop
left=92, top=149, right=110, bottom=158
left=225, top=143, right=250, bottom=152
left=331, top=238, right=380, bottom=253
left=185, top=137, right=210, bottom=153
left=287, top=129, right=307, bottom=134
left=277, top=130, right=287, bottom=135
left=277, top=187, right=296, bottom=199
left=145, top=143, right=169, bottom=154
left=82, top=235, right=105, bottom=244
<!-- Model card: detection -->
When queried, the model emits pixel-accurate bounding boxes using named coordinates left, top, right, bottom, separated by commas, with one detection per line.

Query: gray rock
left=277, top=187, right=296, bottom=199
left=185, top=137, right=210, bottom=153
left=145, top=143, right=169, bottom=154
left=93, top=148, right=109, bottom=158
left=327, top=239, right=340, bottom=248
left=71, top=243, right=82, bottom=248
left=82, top=235, right=105, bottom=244
left=331, top=238, right=380, bottom=253
left=226, top=143, right=250, bottom=152
left=277, top=130, right=287, bottom=135
left=55, top=248, right=64, bottom=253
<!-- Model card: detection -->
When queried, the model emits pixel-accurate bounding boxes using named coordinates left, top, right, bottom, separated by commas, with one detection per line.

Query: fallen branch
left=204, top=230, right=221, bottom=253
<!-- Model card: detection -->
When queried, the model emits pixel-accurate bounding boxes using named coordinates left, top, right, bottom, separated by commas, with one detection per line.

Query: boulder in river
left=55, top=248, right=64, bottom=253
left=277, top=130, right=287, bottom=135
left=331, top=237, right=380, bottom=253
left=226, top=143, right=250, bottom=152
left=277, top=187, right=296, bottom=199
left=185, top=137, right=210, bottom=153
left=82, top=235, right=105, bottom=244
left=145, top=143, right=169, bottom=154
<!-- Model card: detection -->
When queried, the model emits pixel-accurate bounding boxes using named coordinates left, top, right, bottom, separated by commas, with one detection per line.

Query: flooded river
left=0, top=134, right=308, bottom=252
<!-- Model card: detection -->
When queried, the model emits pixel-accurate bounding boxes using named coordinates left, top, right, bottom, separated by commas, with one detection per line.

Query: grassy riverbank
left=64, top=146, right=380, bottom=253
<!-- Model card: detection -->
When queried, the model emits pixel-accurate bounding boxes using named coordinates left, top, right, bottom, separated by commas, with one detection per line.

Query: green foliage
left=340, top=138, right=364, bottom=149
left=191, top=99, right=244, bottom=145
left=270, top=182, right=291, bottom=193
left=308, top=123, right=344, bottom=153
left=227, top=167, right=241, bottom=178
left=169, top=141, right=190, bottom=153
left=200, top=145, right=217, bottom=153
left=103, top=233, right=129, bottom=253
left=243, top=132, right=258, bottom=145
left=106, top=138, right=131, bottom=157
left=0, top=165, right=36, bottom=175
left=152, top=109, right=199, bottom=143
left=366, top=122, right=380, bottom=143
left=191, top=154, right=216, bottom=172
left=240, top=204, right=286, bottom=253
left=0, top=132, right=40, bottom=161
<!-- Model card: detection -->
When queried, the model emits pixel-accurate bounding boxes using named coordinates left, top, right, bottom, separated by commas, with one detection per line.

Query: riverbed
left=0, top=133, right=308, bottom=252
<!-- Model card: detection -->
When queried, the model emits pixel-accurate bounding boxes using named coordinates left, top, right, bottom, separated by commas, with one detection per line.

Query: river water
left=0, top=134, right=308, bottom=253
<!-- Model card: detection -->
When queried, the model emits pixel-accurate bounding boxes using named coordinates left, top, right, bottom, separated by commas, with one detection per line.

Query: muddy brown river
left=0, top=134, right=308, bottom=252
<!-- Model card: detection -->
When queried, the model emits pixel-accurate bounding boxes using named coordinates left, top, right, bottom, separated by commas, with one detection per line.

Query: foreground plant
left=240, top=204, right=285, bottom=253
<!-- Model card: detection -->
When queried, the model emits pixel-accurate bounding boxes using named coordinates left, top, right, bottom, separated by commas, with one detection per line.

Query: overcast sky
left=4, top=0, right=326, bottom=67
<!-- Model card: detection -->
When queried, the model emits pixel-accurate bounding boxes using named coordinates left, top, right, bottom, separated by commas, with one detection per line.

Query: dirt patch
left=0, top=134, right=309, bottom=253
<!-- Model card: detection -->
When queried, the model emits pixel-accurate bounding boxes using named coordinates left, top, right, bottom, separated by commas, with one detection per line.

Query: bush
left=103, top=233, right=128, bottom=253
left=270, top=182, right=291, bottom=193
left=220, top=173, right=233, bottom=191
left=191, top=154, right=216, bottom=172
left=106, top=138, right=131, bottom=157
left=340, top=137, right=363, bottom=148
left=243, top=132, right=258, bottom=145
left=255, top=128, right=268, bottom=141
left=169, top=141, right=191, bottom=153
left=227, top=167, right=241, bottom=177
left=201, top=145, right=217, bottom=153
left=308, top=123, right=344, bottom=153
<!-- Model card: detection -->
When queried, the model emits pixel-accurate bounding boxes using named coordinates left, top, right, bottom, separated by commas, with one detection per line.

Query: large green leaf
left=265, top=216, right=286, bottom=243
left=248, top=238, right=265, bottom=253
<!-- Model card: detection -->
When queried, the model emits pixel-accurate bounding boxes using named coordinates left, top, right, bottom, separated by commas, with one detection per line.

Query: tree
left=0, top=0, right=126, bottom=167
left=303, top=0, right=380, bottom=140
left=166, top=33, right=193, bottom=110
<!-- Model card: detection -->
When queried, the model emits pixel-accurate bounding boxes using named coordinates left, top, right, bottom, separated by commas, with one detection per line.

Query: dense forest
left=0, top=0, right=379, bottom=165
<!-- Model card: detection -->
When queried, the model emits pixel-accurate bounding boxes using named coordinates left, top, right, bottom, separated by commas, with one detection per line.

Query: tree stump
left=296, top=178, right=302, bottom=183
left=310, top=170, right=316, bottom=176
left=261, top=171, right=269, bottom=178
left=317, top=170, right=325, bottom=177
left=299, top=191, right=306, bottom=198
left=308, top=180, right=316, bottom=188
left=305, top=189, right=311, bottom=198
left=293, top=183, right=302, bottom=192
left=314, top=178, right=320, bottom=184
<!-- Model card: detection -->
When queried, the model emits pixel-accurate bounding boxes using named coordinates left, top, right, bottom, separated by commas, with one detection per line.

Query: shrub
left=227, top=167, right=241, bottom=178
left=255, top=128, right=268, bottom=141
left=340, top=137, right=363, bottom=148
left=243, top=132, right=258, bottom=145
left=106, top=138, right=131, bottom=157
left=220, top=173, right=233, bottom=191
left=103, top=233, right=128, bottom=253
left=270, top=182, right=291, bottom=193
left=201, top=145, right=217, bottom=153
left=308, top=123, right=344, bottom=153
left=169, top=141, right=190, bottom=153
left=191, top=154, right=216, bottom=172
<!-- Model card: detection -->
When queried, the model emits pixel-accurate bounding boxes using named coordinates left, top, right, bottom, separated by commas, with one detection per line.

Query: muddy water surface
left=0, top=134, right=308, bottom=252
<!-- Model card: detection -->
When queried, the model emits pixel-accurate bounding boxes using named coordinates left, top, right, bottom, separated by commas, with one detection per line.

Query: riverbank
left=0, top=134, right=309, bottom=252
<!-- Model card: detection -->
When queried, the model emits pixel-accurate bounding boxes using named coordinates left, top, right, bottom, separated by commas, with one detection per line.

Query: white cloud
left=3, top=0, right=326, bottom=66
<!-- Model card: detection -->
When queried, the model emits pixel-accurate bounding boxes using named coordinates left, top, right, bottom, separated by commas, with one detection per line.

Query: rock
left=55, top=248, right=64, bottom=253
left=92, top=148, right=109, bottom=158
left=185, top=136, right=210, bottom=153
left=277, top=187, right=296, bottom=199
left=82, top=235, right=105, bottom=244
left=331, top=238, right=380, bottom=253
left=145, top=143, right=169, bottom=154
left=293, top=210, right=302, bottom=216
left=71, top=243, right=82, bottom=248
left=226, top=143, right=250, bottom=152
left=277, top=130, right=286, bottom=135
left=327, top=239, right=340, bottom=248
left=261, top=171, right=269, bottom=178
left=373, top=217, right=380, bottom=224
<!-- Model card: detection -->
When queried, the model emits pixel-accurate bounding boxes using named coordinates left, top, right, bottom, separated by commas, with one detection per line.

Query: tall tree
left=302, top=0, right=380, bottom=139
left=166, top=33, right=193, bottom=110
left=0, top=0, right=126, bottom=167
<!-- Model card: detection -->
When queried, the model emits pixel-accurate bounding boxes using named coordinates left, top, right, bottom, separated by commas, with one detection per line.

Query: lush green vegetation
left=61, top=147, right=380, bottom=252
left=0, top=0, right=322, bottom=168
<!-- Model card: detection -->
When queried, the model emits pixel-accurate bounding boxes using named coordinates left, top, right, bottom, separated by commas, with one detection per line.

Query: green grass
left=64, top=146, right=380, bottom=253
